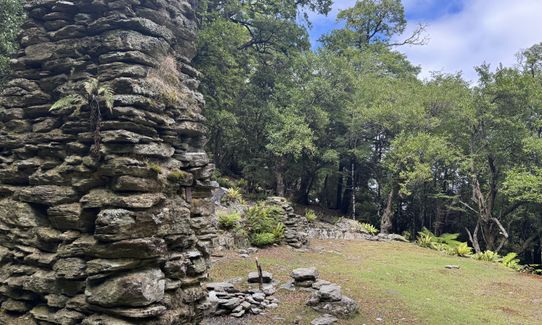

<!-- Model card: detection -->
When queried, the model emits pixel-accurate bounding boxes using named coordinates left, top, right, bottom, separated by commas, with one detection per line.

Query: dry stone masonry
left=0, top=0, right=216, bottom=324
left=265, top=197, right=309, bottom=248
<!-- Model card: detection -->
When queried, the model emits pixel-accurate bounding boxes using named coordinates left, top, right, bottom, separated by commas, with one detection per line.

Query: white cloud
left=308, top=0, right=542, bottom=82
left=399, top=0, right=542, bottom=82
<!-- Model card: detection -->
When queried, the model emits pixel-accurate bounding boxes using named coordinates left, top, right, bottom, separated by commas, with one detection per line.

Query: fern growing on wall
left=50, top=78, right=114, bottom=157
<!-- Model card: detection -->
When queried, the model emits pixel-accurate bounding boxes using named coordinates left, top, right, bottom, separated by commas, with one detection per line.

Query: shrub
left=218, top=212, right=241, bottom=229
left=502, top=252, right=521, bottom=270
left=416, top=229, right=435, bottom=248
left=305, top=210, right=317, bottom=223
left=146, top=56, right=187, bottom=106
left=251, top=232, right=276, bottom=247
left=223, top=187, right=245, bottom=204
left=473, top=250, right=501, bottom=262
left=416, top=228, right=462, bottom=252
left=245, top=203, right=284, bottom=246
left=361, top=223, right=379, bottom=235
left=272, top=222, right=285, bottom=241
left=217, top=176, right=235, bottom=189
left=455, top=242, right=473, bottom=257
left=402, top=230, right=412, bottom=241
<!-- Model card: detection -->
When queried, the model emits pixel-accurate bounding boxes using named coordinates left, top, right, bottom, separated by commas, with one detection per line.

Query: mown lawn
left=205, top=239, right=542, bottom=325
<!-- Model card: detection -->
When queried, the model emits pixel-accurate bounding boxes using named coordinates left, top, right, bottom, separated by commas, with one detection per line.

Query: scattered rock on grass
left=247, top=271, right=273, bottom=283
left=311, top=314, right=339, bottom=325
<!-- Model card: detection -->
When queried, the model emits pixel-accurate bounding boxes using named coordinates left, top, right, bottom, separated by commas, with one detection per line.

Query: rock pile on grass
left=206, top=272, right=278, bottom=318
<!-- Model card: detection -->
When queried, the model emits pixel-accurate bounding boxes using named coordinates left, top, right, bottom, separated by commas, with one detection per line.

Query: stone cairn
left=0, top=0, right=216, bottom=324
left=206, top=271, right=278, bottom=318
left=265, top=197, right=308, bottom=248
left=288, top=268, right=359, bottom=324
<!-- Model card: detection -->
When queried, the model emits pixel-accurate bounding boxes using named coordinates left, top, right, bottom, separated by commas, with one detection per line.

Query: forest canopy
left=1, top=0, right=541, bottom=263
left=194, top=0, right=542, bottom=263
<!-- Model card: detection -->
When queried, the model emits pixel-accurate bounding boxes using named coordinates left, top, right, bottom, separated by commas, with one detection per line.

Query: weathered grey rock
left=85, top=268, right=165, bottom=307
left=307, top=294, right=359, bottom=318
left=292, top=267, right=319, bottom=282
left=319, top=284, right=342, bottom=302
left=17, top=185, right=78, bottom=205
left=53, top=258, right=87, bottom=279
left=247, top=271, right=273, bottom=284
left=252, top=292, right=266, bottom=302
left=81, top=314, right=134, bottom=325
left=206, top=282, right=236, bottom=293
left=311, top=314, right=339, bottom=325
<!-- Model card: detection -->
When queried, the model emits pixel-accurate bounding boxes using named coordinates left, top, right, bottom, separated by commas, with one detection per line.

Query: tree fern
left=98, top=84, right=114, bottom=113
left=84, top=78, right=99, bottom=96
left=49, top=94, right=85, bottom=111
left=49, top=77, right=115, bottom=158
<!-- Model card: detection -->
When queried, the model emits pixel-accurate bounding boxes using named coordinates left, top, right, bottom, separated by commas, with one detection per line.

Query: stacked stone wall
left=0, top=0, right=215, bottom=324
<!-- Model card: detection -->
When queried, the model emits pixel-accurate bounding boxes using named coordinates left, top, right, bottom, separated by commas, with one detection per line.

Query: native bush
left=245, top=203, right=284, bottom=246
left=305, top=210, right=317, bottom=223
left=218, top=212, right=241, bottom=229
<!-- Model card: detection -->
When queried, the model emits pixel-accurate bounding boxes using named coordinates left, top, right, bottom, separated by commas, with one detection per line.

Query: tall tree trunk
left=533, top=237, right=542, bottom=264
left=275, top=157, right=286, bottom=197
left=336, top=160, right=345, bottom=210
left=380, top=185, right=397, bottom=234
left=295, top=172, right=313, bottom=205
left=351, top=162, right=356, bottom=219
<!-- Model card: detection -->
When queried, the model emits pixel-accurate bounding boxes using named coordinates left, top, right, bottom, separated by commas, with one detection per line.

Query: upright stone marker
left=0, top=0, right=215, bottom=323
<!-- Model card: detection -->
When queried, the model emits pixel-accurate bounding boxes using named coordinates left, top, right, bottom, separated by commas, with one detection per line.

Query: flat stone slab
left=247, top=271, right=272, bottom=284
left=291, top=267, right=319, bottom=282
left=311, top=314, right=338, bottom=325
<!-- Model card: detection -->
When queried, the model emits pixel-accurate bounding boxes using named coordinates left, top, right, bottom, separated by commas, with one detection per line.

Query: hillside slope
left=205, top=239, right=542, bottom=325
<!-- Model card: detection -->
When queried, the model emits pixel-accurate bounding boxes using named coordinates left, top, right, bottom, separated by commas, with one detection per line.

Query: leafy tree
left=320, top=0, right=426, bottom=51
left=0, top=0, right=24, bottom=86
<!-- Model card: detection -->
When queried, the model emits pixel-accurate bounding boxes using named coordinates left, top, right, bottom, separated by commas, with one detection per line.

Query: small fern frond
left=99, top=85, right=115, bottom=113
left=49, top=94, right=85, bottom=111
left=84, top=78, right=99, bottom=96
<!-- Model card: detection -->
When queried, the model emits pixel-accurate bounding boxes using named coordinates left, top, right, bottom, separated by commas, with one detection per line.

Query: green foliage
left=455, top=243, right=473, bottom=257
left=49, top=94, right=85, bottom=112
left=223, top=187, right=245, bottom=204
left=245, top=203, right=284, bottom=246
left=501, top=252, right=521, bottom=270
left=50, top=78, right=115, bottom=157
left=416, top=228, right=471, bottom=257
left=361, top=222, right=379, bottom=235
left=147, top=163, right=162, bottom=174
left=167, top=170, right=191, bottom=184
left=305, top=210, right=317, bottom=223
left=416, top=230, right=434, bottom=248
left=251, top=232, right=276, bottom=247
left=473, top=251, right=501, bottom=262
left=272, top=222, right=285, bottom=241
left=195, top=0, right=542, bottom=259
left=217, top=212, right=241, bottom=229
left=0, top=0, right=24, bottom=86
left=216, top=176, right=235, bottom=189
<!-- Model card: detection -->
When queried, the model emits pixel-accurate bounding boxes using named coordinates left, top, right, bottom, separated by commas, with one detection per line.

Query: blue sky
left=307, top=0, right=542, bottom=81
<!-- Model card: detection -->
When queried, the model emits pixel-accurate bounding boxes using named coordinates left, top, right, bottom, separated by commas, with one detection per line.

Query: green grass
left=206, top=240, right=542, bottom=325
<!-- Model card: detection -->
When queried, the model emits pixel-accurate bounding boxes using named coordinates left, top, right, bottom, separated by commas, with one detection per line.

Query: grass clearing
left=205, top=239, right=542, bottom=325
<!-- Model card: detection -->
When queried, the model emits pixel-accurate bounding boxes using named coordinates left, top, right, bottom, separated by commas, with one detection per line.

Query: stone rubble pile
left=288, top=267, right=358, bottom=323
left=265, top=197, right=309, bottom=248
left=206, top=272, right=279, bottom=318
left=0, top=0, right=215, bottom=324
left=307, top=219, right=408, bottom=242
